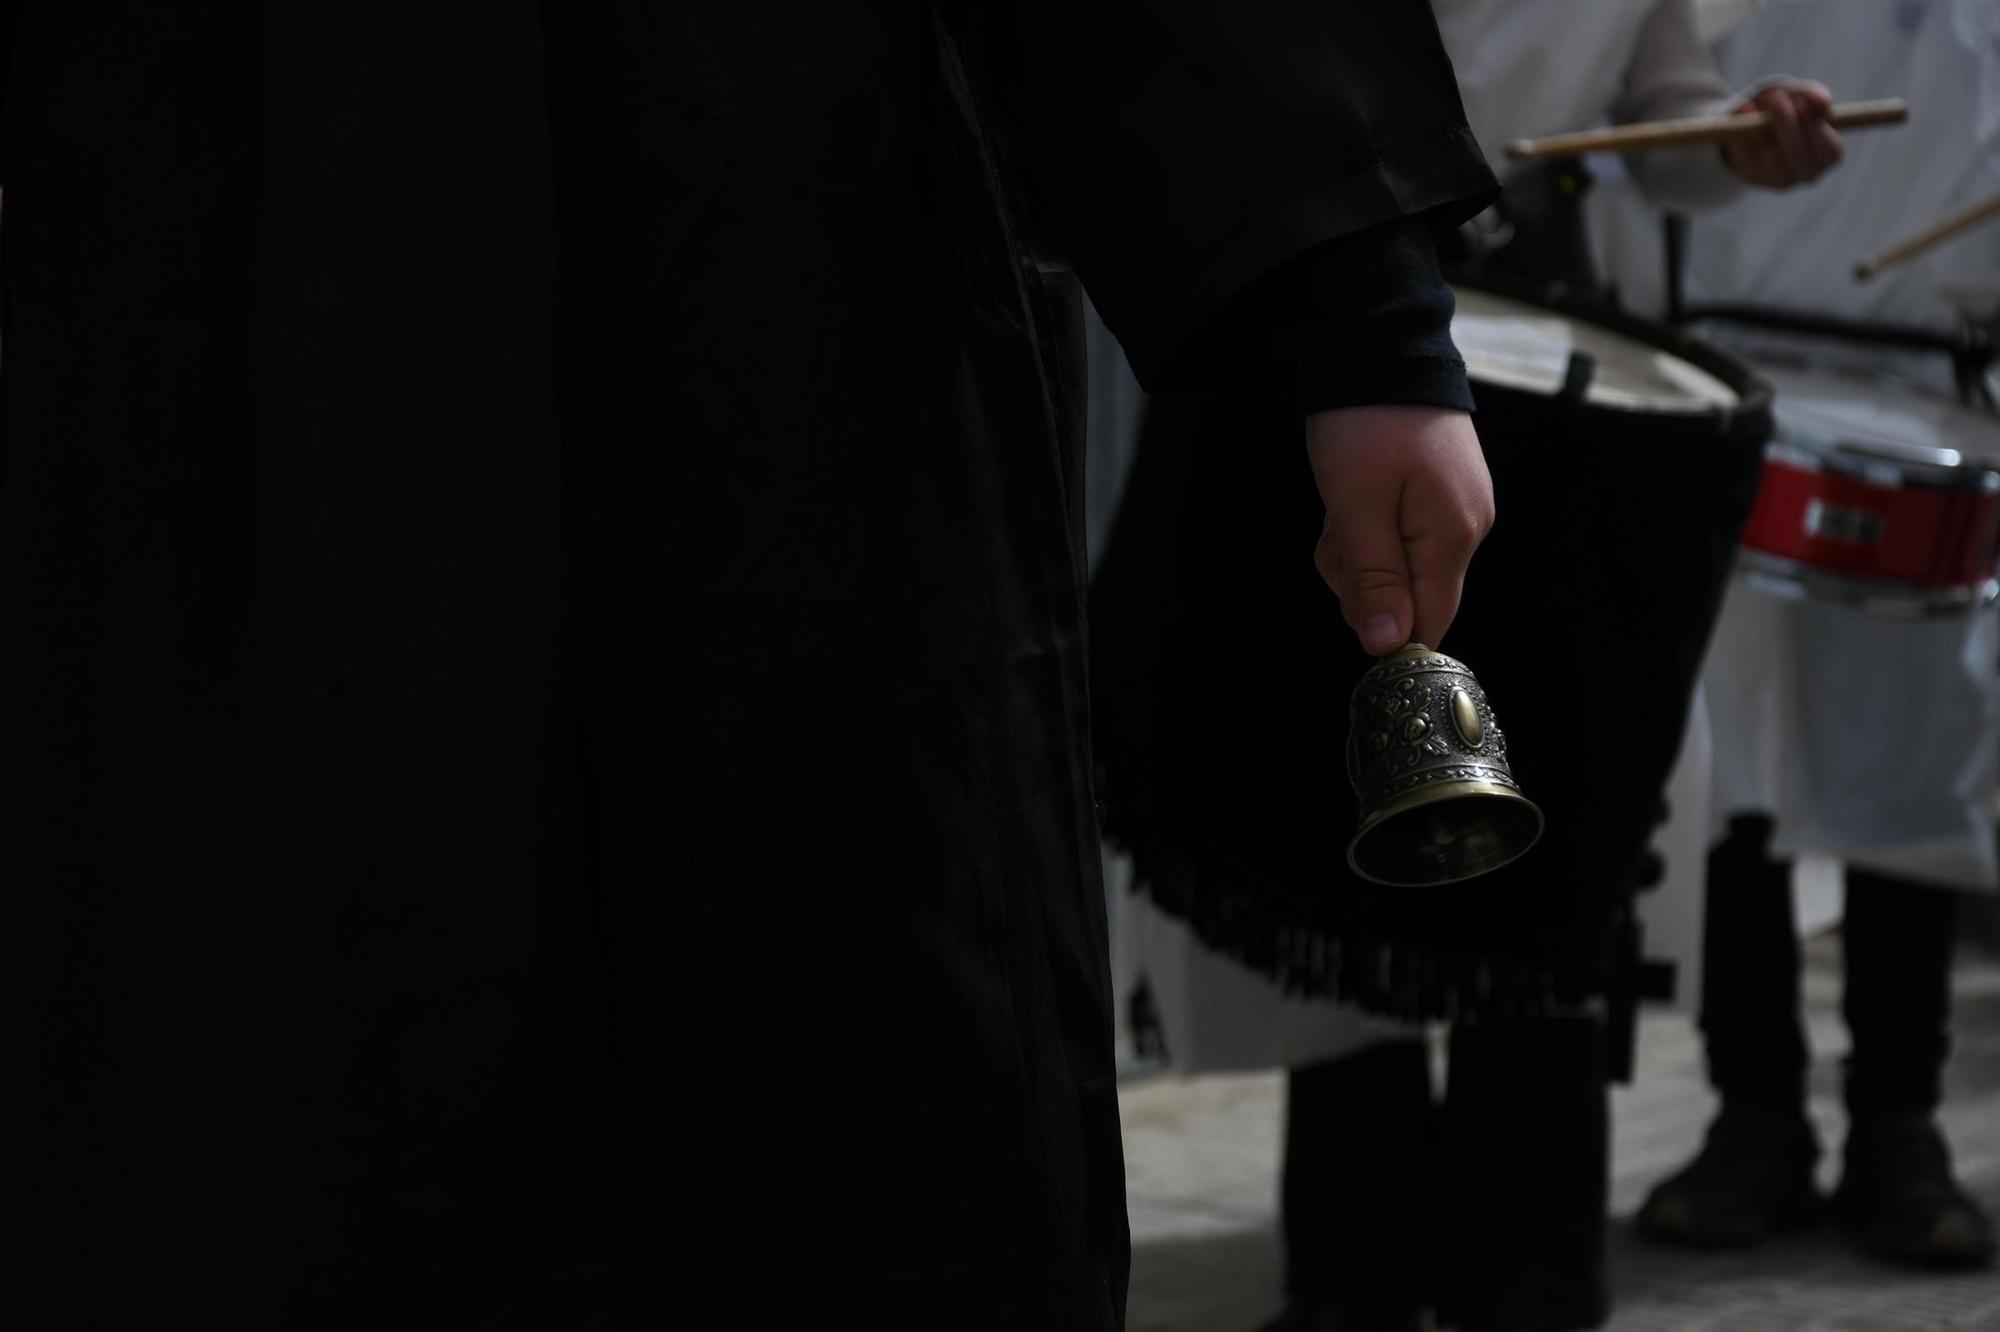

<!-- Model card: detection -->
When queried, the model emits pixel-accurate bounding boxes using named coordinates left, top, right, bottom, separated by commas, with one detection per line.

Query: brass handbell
left=1346, top=643, right=1543, bottom=887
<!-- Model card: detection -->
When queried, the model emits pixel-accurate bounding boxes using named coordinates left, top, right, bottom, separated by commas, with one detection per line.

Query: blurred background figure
left=1618, top=0, right=2000, bottom=1271
left=1437, top=0, right=1838, bottom=288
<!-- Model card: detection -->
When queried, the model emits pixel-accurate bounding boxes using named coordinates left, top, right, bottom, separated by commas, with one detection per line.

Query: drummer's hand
left=1723, top=82, right=1843, bottom=189
left=1306, top=406, right=1493, bottom=657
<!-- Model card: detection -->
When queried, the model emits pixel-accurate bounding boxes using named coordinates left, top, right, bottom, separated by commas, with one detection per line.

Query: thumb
left=1321, top=497, right=1414, bottom=656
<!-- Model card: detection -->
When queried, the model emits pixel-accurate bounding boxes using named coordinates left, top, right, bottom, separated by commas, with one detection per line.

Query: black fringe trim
left=1105, top=813, right=1592, bottom=1025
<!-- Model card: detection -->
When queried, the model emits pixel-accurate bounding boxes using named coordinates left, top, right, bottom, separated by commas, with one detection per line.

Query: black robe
left=2, top=4, right=1490, bottom=1325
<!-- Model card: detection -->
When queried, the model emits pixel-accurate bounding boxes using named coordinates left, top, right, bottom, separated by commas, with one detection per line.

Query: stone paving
left=1121, top=937, right=2000, bottom=1331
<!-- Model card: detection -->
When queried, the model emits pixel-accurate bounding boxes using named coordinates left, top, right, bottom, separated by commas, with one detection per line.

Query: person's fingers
left=1324, top=492, right=1415, bottom=656
left=1406, top=535, right=1469, bottom=651
left=1306, top=405, right=1490, bottom=657
left=1808, top=116, right=1844, bottom=170
left=1747, top=135, right=1789, bottom=188
left=1757, top=137, right=1791, bottom=185
left=1313, top=515, right=1341, bottom=594
left=1724, top=94, right=1785, bottom=187
left=1763, top=90, right=1814, bottom=184
left=1403, top=483, right=1490, bottom=650
left=1790, top=79, right=1835, bottom=114
left=1785, top=83, right=1843, bottom=175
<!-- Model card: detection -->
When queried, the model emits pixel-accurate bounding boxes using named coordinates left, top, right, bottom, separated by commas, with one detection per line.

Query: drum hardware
left=1663, top=181, right=1998, bottom=405
left=1446, top=158, right=1602, bottom=293
left=1560, top=350, right=1597, bottom=403
left=1345, top=643, right=1543, bottom=888
left=1676, top=302, right=1995, bottom=407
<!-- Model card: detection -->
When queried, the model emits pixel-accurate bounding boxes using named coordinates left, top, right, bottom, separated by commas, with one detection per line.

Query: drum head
left=1757, top=361, right=2000, bottom=481
left=1452, top=286, right=1742, bottom=413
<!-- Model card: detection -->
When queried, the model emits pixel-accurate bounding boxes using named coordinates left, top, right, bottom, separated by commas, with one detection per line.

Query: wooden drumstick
left=1505, top=98, right=1908, bottom=161
left=1854, top=191, right=2000, bottom=281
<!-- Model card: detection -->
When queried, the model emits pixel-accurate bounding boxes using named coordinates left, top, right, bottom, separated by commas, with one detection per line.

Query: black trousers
left=1283, top=1021, right=1610, bottom=1332
left=1702, top=815, right=1961, bottom=1112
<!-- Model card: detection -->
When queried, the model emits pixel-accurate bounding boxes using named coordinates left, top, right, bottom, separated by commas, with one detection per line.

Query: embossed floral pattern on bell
left=1349, top=647, right=1513, bottom=798
left=1345, top=643, right=1543, bottom=888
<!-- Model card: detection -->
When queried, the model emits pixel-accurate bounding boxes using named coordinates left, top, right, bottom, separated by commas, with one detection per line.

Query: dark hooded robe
left=2, top=3, right=1492, bottom=1325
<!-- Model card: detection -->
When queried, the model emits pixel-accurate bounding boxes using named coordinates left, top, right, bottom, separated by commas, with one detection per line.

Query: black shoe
left=1253, top=1305, right=1422, bottom=1332
left=1834, top=1110, right=1995, bottom=1269
left=1636, top=1103, right=1821, bottom=1248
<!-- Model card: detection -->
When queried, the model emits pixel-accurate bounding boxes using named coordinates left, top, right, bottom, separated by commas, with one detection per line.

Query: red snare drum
left=1737, top=363, right=2000, bottom=615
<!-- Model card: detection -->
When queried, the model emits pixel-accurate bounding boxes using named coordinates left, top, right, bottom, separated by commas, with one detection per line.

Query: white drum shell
left=1703, top=361, right=2000, bottom=891
left=1701, top=578, right=2000, bottom=894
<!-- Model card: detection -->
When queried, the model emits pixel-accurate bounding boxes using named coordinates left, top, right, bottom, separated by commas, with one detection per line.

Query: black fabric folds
left=976, top=2, right=1496, bottom=390
left=4, top=4, right=606, bottom=1326
left=3, top=2, right=1493, bottom=1325
left=982, top=1, right=1493, bottom=388
left=1275, top=216, right=1478, bottom=415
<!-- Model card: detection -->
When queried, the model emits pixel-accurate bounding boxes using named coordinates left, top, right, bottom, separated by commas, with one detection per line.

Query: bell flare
left=1346, top=781, right=1545, bottom=888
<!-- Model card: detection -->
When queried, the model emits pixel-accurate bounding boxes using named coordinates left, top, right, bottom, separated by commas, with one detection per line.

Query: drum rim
left=1706, top=332, right=2000, bottom=429
left=1448, top=272, right=1774, bottom=429
left=1750, top=361, right=2000, bottom=487
left=1737, top=549, right=2000, bottom=618
left=1765, top=438, right=2000, bottom=494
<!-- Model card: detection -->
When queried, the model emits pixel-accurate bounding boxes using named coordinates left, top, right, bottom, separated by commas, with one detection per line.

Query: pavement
left=1120, top=935, right=2000, bottom=1331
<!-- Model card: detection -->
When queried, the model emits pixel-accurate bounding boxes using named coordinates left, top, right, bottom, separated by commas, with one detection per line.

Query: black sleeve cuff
left=1270, top=214, right=1476, bottom=416
left=1110, top=126, right=1498, bottom=389
left=1296, top=351, right=1474, bottom=416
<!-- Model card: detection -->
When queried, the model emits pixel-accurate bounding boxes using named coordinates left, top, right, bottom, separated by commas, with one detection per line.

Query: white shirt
left=1685, top=1, right=2000, bottom=895
left=1684, top=0, right=2000, bottom=331
left=1433, top=0, right=1743, bottom=211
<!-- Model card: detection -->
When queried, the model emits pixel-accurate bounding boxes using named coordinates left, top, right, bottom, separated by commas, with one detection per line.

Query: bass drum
left=1090, top=274, right=1773, bottom=1018
left=1434, top=277, right=1776, bottom=990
